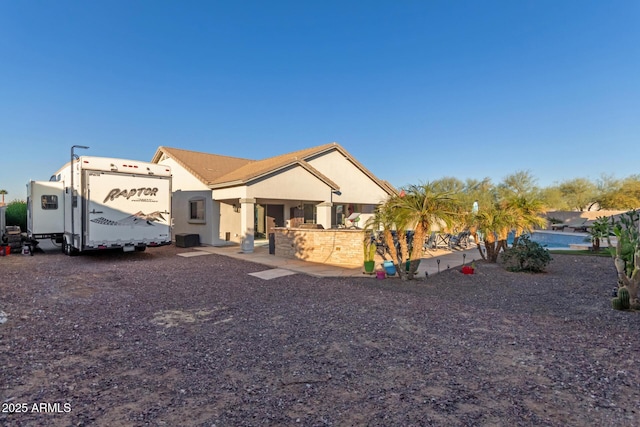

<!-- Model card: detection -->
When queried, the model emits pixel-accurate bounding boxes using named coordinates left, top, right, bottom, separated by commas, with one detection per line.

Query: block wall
left=274, top=228, right=364, bottom=267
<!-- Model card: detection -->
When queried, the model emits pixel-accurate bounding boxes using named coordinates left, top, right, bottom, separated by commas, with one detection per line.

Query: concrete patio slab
left=248, top=268, right=297, bottom=280
left=185, top=243, right=480, bottom=278
left=177, top=251, right=213, bottom=258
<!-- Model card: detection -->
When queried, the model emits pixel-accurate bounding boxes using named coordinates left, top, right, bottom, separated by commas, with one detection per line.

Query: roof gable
left=152, top=142, right=395, bottom=195
left=210, top=143, right=339, bottom=189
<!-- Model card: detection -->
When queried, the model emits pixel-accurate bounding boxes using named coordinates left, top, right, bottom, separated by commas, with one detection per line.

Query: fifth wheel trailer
left=27, top=156, right=172, bottom=255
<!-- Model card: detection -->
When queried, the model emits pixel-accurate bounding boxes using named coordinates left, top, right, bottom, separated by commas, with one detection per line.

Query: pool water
left=508, top=231, right=590, bottom=249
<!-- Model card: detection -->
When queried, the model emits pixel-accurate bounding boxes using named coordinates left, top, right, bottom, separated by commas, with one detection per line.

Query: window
left=303, top=203, right=316, bottom=224
left=41, top=195, right=58, bottom=210
left=189, top=198, right=205, bottom=223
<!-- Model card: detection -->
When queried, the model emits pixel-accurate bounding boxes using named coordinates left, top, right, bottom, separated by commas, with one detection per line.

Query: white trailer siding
left=29, top=155, right=173, bottom=254
left=27, top=180, right=65, bottom=237
left=84, top=171, right=171, bottom=248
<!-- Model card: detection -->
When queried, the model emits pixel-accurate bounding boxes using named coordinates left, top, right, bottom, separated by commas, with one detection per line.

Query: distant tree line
left=367, top=171, right=640, bottom=280
left=437, top=172, right=640, bottom=212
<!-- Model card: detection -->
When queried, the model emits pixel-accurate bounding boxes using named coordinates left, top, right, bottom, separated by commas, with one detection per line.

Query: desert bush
left=5, top=200, right=27, bottom=232
left=501, top=235, right=552, bottom=273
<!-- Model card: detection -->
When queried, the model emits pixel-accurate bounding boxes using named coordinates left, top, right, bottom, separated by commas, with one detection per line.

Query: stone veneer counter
left=273, top=227, right=365, bottom=267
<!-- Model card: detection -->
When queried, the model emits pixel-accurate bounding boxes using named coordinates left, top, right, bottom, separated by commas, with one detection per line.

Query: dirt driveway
left=1, top=246, right=639, bottom=426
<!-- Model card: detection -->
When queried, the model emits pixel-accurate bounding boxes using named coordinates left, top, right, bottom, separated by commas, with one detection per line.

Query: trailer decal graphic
left=103, top=187, right=159, bottom=203
left=90, top=211, right=166, bottom=227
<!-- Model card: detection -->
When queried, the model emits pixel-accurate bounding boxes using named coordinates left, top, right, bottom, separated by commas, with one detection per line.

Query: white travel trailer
left=27, top=156, right=172, bottom=255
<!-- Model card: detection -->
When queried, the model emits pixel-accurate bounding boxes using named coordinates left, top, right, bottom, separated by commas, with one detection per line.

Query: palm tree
left=474, top=204, right=516, bottom=262
left=506, top=195, right=547, bottom=245
left=0, top=189, right=7, bottom=206
left=385, top=183, right=461, bottom=279
left=365, top=201, right=399, bottom=264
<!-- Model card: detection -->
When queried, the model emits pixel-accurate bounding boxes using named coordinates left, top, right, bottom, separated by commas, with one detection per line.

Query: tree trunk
left=397, top=231, right=410, bottom=280
left=476, top=244, right=486, bottom=260
left=484, top=233, right=500, bottom=263
left=383, top=230, right=397, bottom=267
left=408, top=226, right=427, bottom=280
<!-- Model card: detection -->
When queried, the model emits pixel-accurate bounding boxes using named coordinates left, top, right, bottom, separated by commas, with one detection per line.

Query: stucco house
left=151, top=142, right=395, bottom=253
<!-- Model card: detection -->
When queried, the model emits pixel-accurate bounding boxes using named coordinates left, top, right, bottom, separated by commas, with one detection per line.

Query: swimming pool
left=530, top=231, right=591, bottom=249
left=508, top=230, right=590, bottom=249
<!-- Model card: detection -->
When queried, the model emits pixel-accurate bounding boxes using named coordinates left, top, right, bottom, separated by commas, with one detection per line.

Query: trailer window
left=189, top=198, right=205, bottom=223
left=41, top=195, right=59, bottom=210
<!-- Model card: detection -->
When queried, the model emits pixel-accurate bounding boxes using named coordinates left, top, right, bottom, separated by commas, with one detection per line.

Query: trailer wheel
left=63, top=238, right=78, bottom=256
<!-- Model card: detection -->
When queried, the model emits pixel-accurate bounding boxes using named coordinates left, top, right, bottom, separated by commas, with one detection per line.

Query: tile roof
left=151, top=146, right=254, bottom=185
left=209, top=142, right=340, bottom=188
left=152, top=142, right=396, bottom=195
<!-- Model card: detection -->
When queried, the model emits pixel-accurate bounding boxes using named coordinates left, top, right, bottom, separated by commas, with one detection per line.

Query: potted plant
left=363, top=234, right=376, bottom=274
left=461, top=262, right=476, bottom=274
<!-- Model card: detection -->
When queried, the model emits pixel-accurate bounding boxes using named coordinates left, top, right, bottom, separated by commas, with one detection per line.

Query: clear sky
left=1, top=0, right=638, bottom=201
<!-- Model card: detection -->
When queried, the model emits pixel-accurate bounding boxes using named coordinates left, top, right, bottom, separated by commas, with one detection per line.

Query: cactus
left=618, top=287, right=631, bottom=309
left=610, top=210, right=640, bottom=305
left=612, top=297, right=624, bottom=310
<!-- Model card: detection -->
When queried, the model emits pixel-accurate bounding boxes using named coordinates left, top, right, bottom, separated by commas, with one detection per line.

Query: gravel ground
left=1, top=245, right=639, bottom=426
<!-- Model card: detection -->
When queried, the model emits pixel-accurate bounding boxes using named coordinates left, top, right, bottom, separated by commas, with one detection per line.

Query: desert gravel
left=1, top=245, right=639, bottom=426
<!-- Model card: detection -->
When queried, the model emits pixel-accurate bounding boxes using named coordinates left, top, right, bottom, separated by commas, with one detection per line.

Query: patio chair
left=564, top=219, right=591, bottom=232
left=451, top=231, right=471, bottom=249
left=345, top=212, right=361, bottom=229
left=423, top=232, right=437, bottom=252
left=434, top=233, right=452, bottom=250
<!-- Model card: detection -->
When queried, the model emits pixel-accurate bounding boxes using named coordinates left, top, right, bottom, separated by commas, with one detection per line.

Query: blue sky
left=1, top=0, right=638, bottom=201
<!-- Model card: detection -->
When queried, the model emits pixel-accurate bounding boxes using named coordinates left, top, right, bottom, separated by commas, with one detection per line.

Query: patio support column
left=316, top=202, right=332, bottom=229
left=240, top=198, right=256, bottom=253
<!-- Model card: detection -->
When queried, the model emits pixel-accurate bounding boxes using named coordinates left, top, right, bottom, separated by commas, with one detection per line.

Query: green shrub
left=501, top=235, right=552, bottom=273
left=5, top=200, right=27, bottom=232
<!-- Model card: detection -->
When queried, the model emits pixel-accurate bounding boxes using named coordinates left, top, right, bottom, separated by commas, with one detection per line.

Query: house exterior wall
left=219, top=202, right=242, bottom=242
left=246, top=165, right=332, bottom=201
left=306, top=150, right=389, bottom=204
left=159, top=158, right=209, bottom=191
left=162, top=157, right=228, bottom=246
left=172, top=190, right=218, bottom=245
left=212, top=186, right=247, bottom=201
left=157, top=146, right=394, bottom=250
left=274, top=227, right=364, bottom=267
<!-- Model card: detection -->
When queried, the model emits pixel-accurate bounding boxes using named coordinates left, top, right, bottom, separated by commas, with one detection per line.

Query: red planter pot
left=461, top=266, right=475, bottom=275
